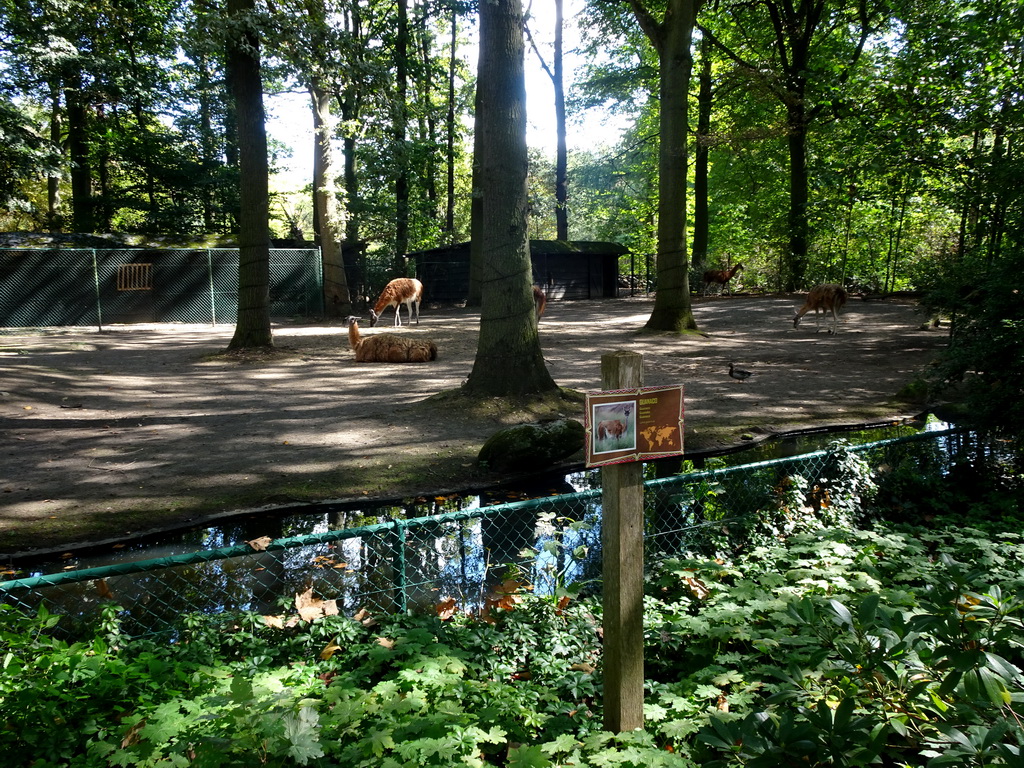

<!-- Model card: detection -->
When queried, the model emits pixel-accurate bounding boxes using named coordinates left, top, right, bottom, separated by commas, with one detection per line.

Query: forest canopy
left=0, top=0, right=1019, bottom=295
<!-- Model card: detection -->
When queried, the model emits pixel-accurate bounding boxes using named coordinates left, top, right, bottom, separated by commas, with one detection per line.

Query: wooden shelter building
left=408, top=240, right=627, bottom=305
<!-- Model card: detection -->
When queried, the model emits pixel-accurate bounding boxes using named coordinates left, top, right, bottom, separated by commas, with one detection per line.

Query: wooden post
left=601, top=350, right=644, bottom=732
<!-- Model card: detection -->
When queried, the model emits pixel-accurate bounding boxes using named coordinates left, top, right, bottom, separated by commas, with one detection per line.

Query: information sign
left=584, top=385, right=684, bottom=468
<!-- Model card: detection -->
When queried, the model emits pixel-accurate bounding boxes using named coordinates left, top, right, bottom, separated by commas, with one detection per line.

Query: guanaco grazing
left=793, top=284, right=848, bottom=334
left=369, top=278, right=424, bottom=327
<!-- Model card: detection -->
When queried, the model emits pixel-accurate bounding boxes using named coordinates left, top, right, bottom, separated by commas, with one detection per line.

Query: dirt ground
left=0, top=293, right=947, bottom=557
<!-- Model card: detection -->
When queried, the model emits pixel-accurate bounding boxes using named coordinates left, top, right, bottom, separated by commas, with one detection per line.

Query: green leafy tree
left=268, top=0, right=358, bottom=315
left=923, top=247, right=1024, bottom=441
left=0, top=100, right=60, bottom=225
left=526, top=0, right=570, bottom=240
left=884, top=0, right=1023, bottom=262
left=699, top=0, right=880, bottom=290
left=628, top=0, right=703, bottom=333
left=0, top=0, right=243, bottom=234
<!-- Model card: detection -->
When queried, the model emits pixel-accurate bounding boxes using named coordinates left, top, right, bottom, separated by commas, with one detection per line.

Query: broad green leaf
left=508, top=743, right=552, bottom=767
left=979, top=667, right=1012, bottom=706
left=541, top=732, right=579, bottom=755
left=857, top=592, right=881, bottom=624
left=829, top=599, right=854, bottom=628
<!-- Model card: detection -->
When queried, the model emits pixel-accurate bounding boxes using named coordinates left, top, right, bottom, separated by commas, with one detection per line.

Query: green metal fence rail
left=0, top=428, right=975, bottom=638
left=0, top=248, right=324, bottom=327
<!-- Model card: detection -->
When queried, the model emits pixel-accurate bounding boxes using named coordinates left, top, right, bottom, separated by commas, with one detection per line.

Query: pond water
left=2, top=411, right=977, bottom=639
left=6, top=411, right=949, bottom=581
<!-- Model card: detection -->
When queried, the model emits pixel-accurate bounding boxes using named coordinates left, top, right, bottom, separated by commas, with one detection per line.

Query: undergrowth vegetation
left=3, top=442, right=1024, bottom=767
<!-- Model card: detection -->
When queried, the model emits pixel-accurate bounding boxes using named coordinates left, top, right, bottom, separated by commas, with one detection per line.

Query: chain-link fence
left=0, top=428, right=980, bottom=638
left=0, top=248, right=323, bottom=327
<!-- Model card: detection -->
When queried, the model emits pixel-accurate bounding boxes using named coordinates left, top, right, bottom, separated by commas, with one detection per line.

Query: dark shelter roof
left=408, top=240, right=627, bottom=304
left=406, top=239, right=628, bottom=259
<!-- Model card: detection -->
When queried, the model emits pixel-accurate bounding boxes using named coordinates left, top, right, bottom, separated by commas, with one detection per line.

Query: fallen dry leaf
left=353, top=607, right=377, bottom=627
left=320, top=641, right=342, bottom=660
left=684, top=575, right=711, bottom=600
left=96, top=578, right=114, bottom=600
left=295, top=587, right=339, bottom=622
left=246, top=536, right=274, bottom=551
left=436, top=596, right=458, bottom=620
left=121, top=719, right=145, bottom=749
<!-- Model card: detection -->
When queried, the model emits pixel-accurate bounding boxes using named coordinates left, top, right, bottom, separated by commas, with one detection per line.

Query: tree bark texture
left=465, top=0, right=556, bottom=396
left=394, top=0, right=410, bottom=270
left=47, top=84, right=63, bottom=232
left=786, top=107, right=809, bottom=290
left=310, top=83, right=352, bottom=316
left=692, top=36, right=712, bottom=275
left=445, top=9, right=458, bottom=240
left=468, top=73, right=484, bottom=308
left=226, top=0, right=272, bottom=349
left=65, top=70, right=94, bottom=233
left=632, top=0, right=700, bottom=333
left=554, top=0, right=568, bottom=240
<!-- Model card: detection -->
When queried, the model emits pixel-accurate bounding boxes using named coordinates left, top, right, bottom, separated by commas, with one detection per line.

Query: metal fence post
left=394, top=520, right=408, bottom=613
left=91, top=250, right=103, bottom=332
left=315, top=247, right=325, bottom=316
left=207, top=250, right=217, bottom=324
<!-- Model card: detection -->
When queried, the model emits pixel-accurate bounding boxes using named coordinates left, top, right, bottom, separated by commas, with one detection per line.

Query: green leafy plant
left=5, top=457, right=1024, bottom=767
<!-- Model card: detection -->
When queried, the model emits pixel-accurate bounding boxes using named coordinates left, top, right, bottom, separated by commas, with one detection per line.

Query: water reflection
left=1, top=414, right=963, bottom=637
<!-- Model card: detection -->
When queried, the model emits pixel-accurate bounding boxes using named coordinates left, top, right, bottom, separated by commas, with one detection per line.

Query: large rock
left=477, top=419, right=585, bottom=473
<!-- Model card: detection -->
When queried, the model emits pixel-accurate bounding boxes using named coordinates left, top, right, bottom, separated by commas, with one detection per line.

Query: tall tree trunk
left=468, top=75, right=484, bottom=308
left=342, top=132, right=359, bottom=235
left=193, top=0, right=218, bottom=232
left=47, top=84, right=63, bottom=232
left=311, top=83, right=351, bottom=317
left=394, top=0, right=410, bottom=270
left=445, top=8, right=458, bottom=241
left=65, top=70, right=93, bottom=233
left=96, top=106, right=111, bottom=232
left=223, top=62, right=239, bottom=231
left=417, top=7, right=440, bottom=220
left=786, top=100, right=809, bottom=290
left=464, top=0, right=556, bottom=396
left=338, top=85, right=363, bottom=298
left=631, top=0, right=700, bottom=333
left=226, top=0, right=272, bottom=349
left=337, top=1, right=363, bottom=264
left=553, top=0, right=568, bottom=240
left=526, top=0, right=569, bottom=239
left=198, top=55, right=216, bottom=232
left=987, top=98, right=1010, bottom=261
left=692, top=35, right=712, bottom=276
left=701, top=0, right=869, bottom=291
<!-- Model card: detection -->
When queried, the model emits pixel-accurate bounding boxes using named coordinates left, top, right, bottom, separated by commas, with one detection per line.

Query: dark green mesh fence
left=0, top=248, right=323, bottom=327
left=0, top=428, right=980, bottom=638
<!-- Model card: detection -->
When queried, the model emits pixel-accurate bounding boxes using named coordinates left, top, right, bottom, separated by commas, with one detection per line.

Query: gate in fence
left=0, top=248, right=324, bottom=327
left=0, top=428, right=975, bottom=640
